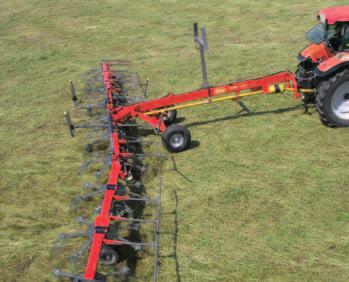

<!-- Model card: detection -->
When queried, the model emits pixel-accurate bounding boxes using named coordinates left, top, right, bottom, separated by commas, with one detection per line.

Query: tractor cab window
left=340, top=25, right=349, bottom=51
left=327, top=24, right=344, bottom=51
left=327, top=25, right=337, bottom=39
left=306, top=23, right=326, bottom=44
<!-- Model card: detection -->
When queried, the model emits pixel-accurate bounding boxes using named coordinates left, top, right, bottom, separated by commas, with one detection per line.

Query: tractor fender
left=315, top=53, right=349, bottom=78
left=299, top=43, right=332, bottom=63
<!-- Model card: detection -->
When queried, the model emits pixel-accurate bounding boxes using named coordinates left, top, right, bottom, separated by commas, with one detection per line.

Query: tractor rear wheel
left=162, top=124, right=191, bottom=153
left=316, top=69, right=349, bottom=127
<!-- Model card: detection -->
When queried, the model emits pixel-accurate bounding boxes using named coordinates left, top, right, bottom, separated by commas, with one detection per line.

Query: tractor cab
left=306, top=21, right=349, bottom=52
left=300, top=7, right=349, bottom=63
left=297, top=6, right=349, bottom=128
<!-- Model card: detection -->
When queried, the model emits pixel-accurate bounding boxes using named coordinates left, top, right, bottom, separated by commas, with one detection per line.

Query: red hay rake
left=54, top=23, right=311, bottom=281
left=54, top=60, right=162, bottom=282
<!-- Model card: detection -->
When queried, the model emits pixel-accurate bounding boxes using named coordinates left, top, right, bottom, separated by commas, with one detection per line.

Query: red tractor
left=297, top=6, right=349, bottom=127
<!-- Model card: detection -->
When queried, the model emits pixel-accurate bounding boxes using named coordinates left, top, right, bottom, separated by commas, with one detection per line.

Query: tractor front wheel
left=162, top=124, right=191, bottom=153
left=316, top=69, right=349, bottom=127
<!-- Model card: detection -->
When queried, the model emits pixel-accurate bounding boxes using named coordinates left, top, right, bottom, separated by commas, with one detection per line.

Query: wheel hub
left=331, top=82, right=349, bottom=120
left=169, top=133, right=184, bottom=148
left=101, top=251, right=117, bottom=265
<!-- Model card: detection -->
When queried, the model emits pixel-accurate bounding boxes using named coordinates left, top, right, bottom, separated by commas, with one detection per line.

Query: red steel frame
left=83, top=63, right=299, bottom=280
left=83, top=66, right=135, bottom=280
left=84, top=134, right=126, bottom=279
left=108, top=69, right=299, bottom=132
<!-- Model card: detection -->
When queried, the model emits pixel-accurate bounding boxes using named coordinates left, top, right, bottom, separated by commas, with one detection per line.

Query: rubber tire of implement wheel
left=316, top=69, right=349, bottom=127
left=94, top=273, right=108, bottom=282
left=162, top=124, right=191, bottom=153
left=163, top=110, right=177, bottom=125
left=99, top=246, right=119, bottom=265
left=73, top=272, right=107, bottom=282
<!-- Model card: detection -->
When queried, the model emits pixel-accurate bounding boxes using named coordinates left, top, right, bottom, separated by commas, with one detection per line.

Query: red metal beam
left=84, top=65, right=124, bottom=280
left=111, top=71, right=298, bottom=126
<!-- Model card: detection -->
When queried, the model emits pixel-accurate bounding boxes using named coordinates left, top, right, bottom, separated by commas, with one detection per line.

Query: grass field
left=1, top=0, right=349, bottom=281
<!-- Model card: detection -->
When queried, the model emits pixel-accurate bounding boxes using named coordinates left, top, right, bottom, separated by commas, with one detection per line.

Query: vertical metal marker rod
left=194, top=23, right=209, bottom=88
left=199, top=42, right=209, bottom=88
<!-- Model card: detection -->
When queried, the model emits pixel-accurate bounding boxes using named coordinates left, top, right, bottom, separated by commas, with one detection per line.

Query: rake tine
left=70, top=81, right=78, bottom=105
left=116, top=73, right=133, bottom=79
left=115, top=237, right=153, bottom=249
left=117, top=217, right=158, bottom=224
left=85, top=68, right=100, bottom=74
left=127, top=190, right=147, bottom=198
left=125, top=153, right=166, bottom=161
left=59, top=231, right=88, bottom=241
left=143, top=79, right=149, bottom=97
left=118, top=222, right=141, bottom=231
left=71, top=190, right=103, bottom=207
left=77, top=104, right=106, bottom=111
left=101, top=59, right=130, bottom=66
left=136, top=73, right=149, bottom=97
left=52, top=269, right=77, bottom=279
left=153, top=178, right=162, bottom=282
left=82, top=182, right=98, bottom=190
left=83, top=182, right=105, bottom=191
left=119, top=78, right=137, bottom=85
left=71, top=239, right=92, bottom=262
left=106, top=266, right=132, bottom=278
left=109, top=70, right=131, bottom=77
left=121, top=196, right=155, bottom=203
left=76, top=216, right=93, bottom=225
left=78, top=160, right=93, bottom=174
left=126, top=139, right=159, bottom=145
left=64, top=111, right=75, bottom=137
left=114, top=95, right=143, bottom=101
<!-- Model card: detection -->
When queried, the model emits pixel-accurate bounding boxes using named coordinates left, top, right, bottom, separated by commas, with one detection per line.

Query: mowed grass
left=1, top=0, right=349, bottom=281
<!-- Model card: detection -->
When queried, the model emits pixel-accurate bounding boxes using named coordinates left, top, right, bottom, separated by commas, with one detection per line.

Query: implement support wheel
left=99, top=246, right=119, bottom=265
left=163, top=109, right=177, bottom=125
left=162, top=124, right=191, bottom=153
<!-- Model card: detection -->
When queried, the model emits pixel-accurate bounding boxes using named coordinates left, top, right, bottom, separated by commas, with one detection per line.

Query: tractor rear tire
left=316, top=69, right=349, bottom=127
left=162, top=124, right=191, bottom=153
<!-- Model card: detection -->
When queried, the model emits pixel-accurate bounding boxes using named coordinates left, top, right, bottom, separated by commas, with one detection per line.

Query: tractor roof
left=319, top=6, right=349, bottom=25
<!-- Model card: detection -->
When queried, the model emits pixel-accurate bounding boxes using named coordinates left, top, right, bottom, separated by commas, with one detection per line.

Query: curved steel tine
left=64, top=111, right=76, bottom=137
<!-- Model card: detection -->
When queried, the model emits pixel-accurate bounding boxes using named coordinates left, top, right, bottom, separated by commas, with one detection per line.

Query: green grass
left=1, top=0, right=349, bottom=281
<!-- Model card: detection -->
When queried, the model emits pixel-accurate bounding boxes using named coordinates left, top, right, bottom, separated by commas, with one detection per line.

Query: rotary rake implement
left=56, top=22, right=321, bottom=281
